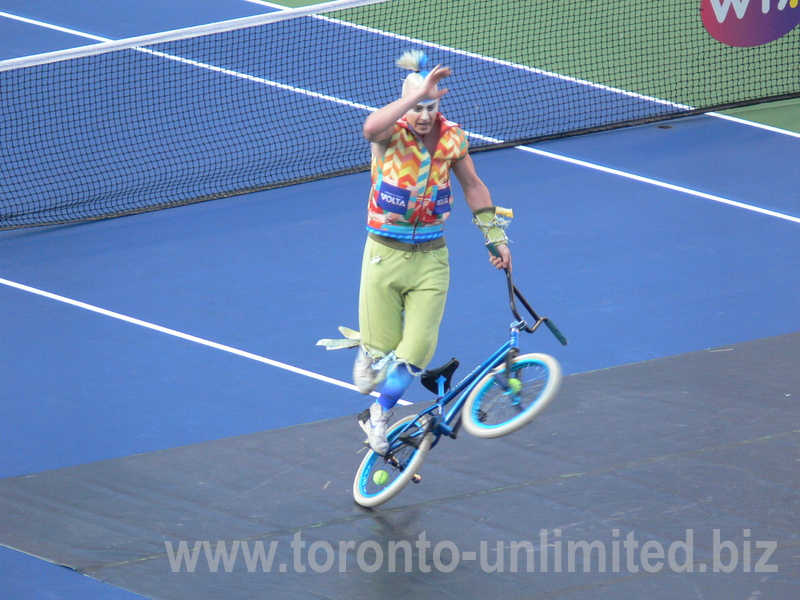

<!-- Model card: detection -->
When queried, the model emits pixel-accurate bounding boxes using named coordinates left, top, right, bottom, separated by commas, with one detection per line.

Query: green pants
left=358, top=235, right=450, bottom=369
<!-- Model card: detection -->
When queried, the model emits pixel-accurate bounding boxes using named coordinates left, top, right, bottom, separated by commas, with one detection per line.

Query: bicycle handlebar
left=486, top=242, right=568, bottom=346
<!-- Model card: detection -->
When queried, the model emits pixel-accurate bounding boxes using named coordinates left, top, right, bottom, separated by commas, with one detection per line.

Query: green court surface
left=213, top=1, right=800, bottom=139
left=722, top=98, right=800, bottom=134
left=334, top=0, right=799, bottom=109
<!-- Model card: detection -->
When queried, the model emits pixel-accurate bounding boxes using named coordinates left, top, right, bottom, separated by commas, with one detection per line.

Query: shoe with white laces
left=358, top=402, right=393, bottom=455
left=353, top=348, right=387, bottom=394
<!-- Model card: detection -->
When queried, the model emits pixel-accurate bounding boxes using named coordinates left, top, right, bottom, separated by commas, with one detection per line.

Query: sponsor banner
left=701, top=0, right=800, bottom=47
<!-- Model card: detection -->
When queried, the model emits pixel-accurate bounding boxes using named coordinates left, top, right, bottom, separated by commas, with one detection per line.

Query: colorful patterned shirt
left=366, top=113, right=469, bottom=242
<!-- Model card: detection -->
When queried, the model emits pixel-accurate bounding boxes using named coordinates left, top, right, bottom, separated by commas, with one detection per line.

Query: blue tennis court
left=1, top=1, right=799, bottom=598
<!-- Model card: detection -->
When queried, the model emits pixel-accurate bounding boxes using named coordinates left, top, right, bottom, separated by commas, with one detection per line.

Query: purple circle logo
left=701, top=0, right=800, bottom=46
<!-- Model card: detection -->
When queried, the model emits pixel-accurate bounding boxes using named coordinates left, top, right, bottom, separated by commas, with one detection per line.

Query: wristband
left=472, top=206, right=513, bottom=245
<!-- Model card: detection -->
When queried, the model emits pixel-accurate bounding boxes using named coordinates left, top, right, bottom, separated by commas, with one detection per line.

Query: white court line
left=0, top=11, right=375, bottom=111
left=514, top=146, right=800, bottom=225
left=0, top=277, right=408, bottom=403
left=0, top=11, right=111, bottom=42
left=708, top=111, right=800, bottom=139
left=461, top=129, right=800, bottom=225
left=243, top=0, right=294, bottom=8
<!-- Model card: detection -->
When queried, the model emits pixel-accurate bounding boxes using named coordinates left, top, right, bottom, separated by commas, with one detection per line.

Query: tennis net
left=2, top=0, right=798, bottom=229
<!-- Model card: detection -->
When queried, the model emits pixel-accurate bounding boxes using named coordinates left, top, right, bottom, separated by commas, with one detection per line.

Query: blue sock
left=377, top=362, right=418, bottom=411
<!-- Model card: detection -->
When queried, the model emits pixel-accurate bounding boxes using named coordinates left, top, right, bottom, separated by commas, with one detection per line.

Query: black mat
left=1, top=334, right=799, bottom=599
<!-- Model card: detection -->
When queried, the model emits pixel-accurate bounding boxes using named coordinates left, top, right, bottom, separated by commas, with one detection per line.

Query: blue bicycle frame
left=387, top=320, right=525, bottom=453
left=385, top=242, right=568, bottom=454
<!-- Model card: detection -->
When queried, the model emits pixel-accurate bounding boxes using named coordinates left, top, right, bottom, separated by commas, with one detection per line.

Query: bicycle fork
left=492, top=324, right=522, bottom=394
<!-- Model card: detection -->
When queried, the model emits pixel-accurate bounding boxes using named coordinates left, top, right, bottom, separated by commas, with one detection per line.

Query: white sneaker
left=358, top=402, right=393, bottom=455
left=353, top=348, right=387, bottom=394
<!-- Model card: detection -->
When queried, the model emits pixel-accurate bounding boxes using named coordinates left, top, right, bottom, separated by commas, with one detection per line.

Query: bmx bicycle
left=353, top=244, right=568, bottom=507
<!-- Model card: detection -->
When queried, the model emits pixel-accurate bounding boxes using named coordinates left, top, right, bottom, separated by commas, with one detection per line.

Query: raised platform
left=1, top=333, right=798, bottom=599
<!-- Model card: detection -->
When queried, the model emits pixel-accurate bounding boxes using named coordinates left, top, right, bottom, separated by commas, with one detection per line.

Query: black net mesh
left=2, top=0, right=798, bottom=228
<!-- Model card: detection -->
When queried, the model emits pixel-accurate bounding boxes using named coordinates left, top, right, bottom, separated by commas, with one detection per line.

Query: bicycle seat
left=420, top=358, right=460, bottom=395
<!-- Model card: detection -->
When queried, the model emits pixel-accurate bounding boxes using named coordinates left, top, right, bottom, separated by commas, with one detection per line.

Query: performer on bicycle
left=355, top=50, right=513, bottom=454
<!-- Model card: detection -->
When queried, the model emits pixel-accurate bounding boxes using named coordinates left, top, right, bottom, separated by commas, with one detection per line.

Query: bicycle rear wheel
left=353, top=414, right=433, bottom=508
left=462, top=353, right=561, bottom=439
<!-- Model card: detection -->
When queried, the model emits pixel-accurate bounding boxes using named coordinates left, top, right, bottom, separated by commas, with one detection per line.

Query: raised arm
left=362, top=65, right=451, bottom=144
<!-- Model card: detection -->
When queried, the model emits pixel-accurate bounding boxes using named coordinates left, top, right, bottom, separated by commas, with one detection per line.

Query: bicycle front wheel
left=353, top=414, right=434, bottom=508
left=462, top=353, right=561, bottom=439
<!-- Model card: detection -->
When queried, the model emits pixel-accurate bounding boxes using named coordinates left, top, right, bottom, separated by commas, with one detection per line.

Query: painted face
left=405, top=101, right=439, bottom=135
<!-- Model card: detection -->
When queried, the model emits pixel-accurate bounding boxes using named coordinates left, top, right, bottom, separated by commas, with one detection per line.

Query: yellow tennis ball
left=373, top=469, right=390, bottom=486
left=508, top=378, right=522, bottom=393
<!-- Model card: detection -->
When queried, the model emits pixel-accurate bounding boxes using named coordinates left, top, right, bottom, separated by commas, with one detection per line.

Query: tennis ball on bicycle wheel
left=508, top=377, right=522, bottom=394
left=373, top=469, right=390, bottom=486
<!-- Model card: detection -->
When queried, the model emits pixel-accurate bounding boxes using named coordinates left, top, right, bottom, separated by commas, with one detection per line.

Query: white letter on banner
left=710, top=0, right=751, bottom=21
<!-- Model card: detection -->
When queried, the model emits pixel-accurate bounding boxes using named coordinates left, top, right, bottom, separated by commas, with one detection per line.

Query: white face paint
left=405, top=100, right=439, bottom=135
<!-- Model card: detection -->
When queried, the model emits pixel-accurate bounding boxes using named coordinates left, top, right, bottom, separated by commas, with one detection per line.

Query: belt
left=369, top=232, right=446, bottom=252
